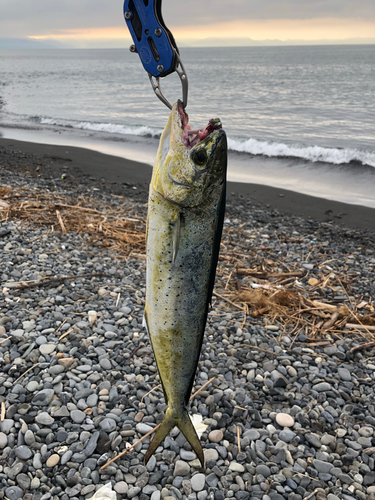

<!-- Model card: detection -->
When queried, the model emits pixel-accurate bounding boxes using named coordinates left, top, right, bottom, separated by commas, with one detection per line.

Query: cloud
left=1, top=0, right=375, bottom=39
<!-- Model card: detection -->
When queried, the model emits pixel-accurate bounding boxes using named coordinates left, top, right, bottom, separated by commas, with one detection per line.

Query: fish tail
left=145, top=405, right=204, bottom=467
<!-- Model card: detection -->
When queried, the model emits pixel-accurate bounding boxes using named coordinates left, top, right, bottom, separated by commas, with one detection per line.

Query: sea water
left=1, top=45, right=375, bottom=205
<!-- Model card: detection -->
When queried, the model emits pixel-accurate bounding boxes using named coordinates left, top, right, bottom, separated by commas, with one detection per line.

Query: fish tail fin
left=145, top=406, right=204, bottom=467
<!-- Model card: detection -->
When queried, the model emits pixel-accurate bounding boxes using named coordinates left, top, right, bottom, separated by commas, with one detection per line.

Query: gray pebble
left=279, top=430, right=296, bottom=443
left=256, top=465, right=271, bottom=477
left=70, top=409, right=86, bottom=423
left=191, top=474, right=206, bottom=492
left=35, top=412, right=54, bottom=426
left=99, top=418, right=117, bottom=433
left=312, top=382, right=331, bottom=392
left=15, top=445, right=32, bottom=460
left=5, top=486, right=23, bottom=500
left=338, top=367, right=351, bottom=381
left=313, top=459, right=333, bottom=474
left=16, top=473, right=31, bottom=490
left=32, top=389, right=55, bottom=406
left=99, top=358, right=112, bottom=370
left=0, top=432, right=8, bottom=448
left=0, top=419, right=14, bottom=434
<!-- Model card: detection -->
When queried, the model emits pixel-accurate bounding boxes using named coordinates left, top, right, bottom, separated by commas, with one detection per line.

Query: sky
left=1, top=0, right=375, bottom=47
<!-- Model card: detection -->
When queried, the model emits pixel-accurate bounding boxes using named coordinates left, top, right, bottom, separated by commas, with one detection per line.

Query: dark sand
left=1, top=137, right=375, bottom=233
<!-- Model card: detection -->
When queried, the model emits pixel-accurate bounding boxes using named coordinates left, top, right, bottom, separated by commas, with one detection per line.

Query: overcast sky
left=1, top=0, right=375, bottom=46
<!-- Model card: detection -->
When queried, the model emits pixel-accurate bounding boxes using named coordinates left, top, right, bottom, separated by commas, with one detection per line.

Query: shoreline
left=1, top=136, right=375, bottom=233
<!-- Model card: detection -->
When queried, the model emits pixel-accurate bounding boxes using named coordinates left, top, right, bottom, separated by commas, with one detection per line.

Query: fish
left=144, top=100, right=227, bottom=466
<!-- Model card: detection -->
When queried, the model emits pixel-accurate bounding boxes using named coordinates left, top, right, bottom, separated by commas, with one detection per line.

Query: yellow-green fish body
left=144, top=101, right=227, bottom=466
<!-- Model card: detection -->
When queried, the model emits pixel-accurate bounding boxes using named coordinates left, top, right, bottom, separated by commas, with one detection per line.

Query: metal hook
left=148, top=52, right=188, bottom=110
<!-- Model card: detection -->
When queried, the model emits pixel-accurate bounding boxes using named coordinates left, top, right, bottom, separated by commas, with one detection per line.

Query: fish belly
left=145, top=187, right=216, bottom=406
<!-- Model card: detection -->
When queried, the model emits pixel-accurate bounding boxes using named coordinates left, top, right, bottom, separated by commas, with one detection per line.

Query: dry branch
left=10, top=272, right=105, bottom=291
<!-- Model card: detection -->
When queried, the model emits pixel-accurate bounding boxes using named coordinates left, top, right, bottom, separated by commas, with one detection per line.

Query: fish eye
left=192, top=149, right=208, bottom=167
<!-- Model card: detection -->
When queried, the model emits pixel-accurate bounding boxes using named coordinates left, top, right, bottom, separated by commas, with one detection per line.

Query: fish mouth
left=176, top=101, right=222, bottom=150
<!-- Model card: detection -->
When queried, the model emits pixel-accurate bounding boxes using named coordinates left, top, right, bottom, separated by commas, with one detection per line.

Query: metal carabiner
left=148, top=52, right=188, bottom=110
left=123, top=0, right=188, bottom=109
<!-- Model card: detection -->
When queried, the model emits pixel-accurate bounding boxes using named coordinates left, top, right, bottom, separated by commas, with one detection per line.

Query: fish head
left=151, top=101, right=227, bottom=207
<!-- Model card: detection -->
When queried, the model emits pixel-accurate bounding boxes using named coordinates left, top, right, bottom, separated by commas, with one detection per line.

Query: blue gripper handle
left=124, top=0, right=177, bottom=78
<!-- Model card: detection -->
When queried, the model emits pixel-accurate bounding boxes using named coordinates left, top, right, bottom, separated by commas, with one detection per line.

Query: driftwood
left=9, top=272, right=106, bottom=291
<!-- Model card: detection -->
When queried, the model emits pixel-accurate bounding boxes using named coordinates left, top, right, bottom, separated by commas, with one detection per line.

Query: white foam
left=227, top=137, right=375, bottom=168
left=39, top=117, right=162, bottom=138
left=36, top=116, right=375, bottom=168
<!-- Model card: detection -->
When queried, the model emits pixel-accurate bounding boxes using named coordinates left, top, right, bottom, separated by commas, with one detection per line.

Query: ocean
left=1, top=45, right=375, bottom=207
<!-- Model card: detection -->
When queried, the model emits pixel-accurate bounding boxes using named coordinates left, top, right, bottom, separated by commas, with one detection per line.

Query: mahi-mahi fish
left=144, top=101, right=227, bottom=466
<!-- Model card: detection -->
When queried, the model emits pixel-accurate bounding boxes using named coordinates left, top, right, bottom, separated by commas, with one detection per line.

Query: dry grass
left=2, top=185, right=375, bottom=350
left=0, top=186, right=146, bottom=256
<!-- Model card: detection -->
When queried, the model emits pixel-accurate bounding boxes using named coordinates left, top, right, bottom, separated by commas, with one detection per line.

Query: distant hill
left=0, top=38, right=66, bottom=49
left=1, top=36, right=375, bottom=50
left=179, top=37, right=375, bottom=47
left=182, top=37, right=375, bottom=47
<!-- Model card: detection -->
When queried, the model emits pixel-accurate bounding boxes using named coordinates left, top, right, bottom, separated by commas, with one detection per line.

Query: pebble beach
left=1, top=140, right=375, bottom=500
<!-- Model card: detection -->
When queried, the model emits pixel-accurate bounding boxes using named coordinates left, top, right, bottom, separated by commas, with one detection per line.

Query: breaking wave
left=32, top=116, right=375, bottom=168
left=38, top=117, right=163, bottom=139
left=227, top=137, right=375, bottom=168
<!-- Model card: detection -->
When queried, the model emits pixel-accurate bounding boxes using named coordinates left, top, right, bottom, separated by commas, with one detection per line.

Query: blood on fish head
left=152, top=101, right=227, bottom=208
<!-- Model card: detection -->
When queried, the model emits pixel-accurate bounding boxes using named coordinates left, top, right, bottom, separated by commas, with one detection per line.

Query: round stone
left=39, top=343, right=56, bottom=355
left=33, top=453, right=42, bottom=469
left=35, top=412, right=55, bottom=426
left=245, top=429, right=260, bottom=441
left=114, top=482, right=129, bottom=494
left=24, top=430, right=35, bottom=445
left=229, top=462, right=245, bottom=472
left=191, top=473, right=206, bottom=492
left=16, top=473, right=31, bottom=490
left=99, top=358, right=112, bottom=370
left=128, top=487, right=141, bottom=498
left=1, top=419, right=14, bottom=433
left=208, top=430, right=223, bottom=443
left=46, top=454, right=60, bottom=467
left=5, top=486, right=23, bottom=500
left=71, top=410, right=86, bottom=423
left=35, top=335, right=47, bottom=345
left=279, top=430, right=296, bottom=443
left=256, top=464, right=271, bottom=477
left=204, top=448, right=219, bottom=462
left=27, top=381, right=39, bottom=392
left=135, top=423, right=154, bottom=435
left=100, top=418, right=117, bottom=433
left=305, top=433, right=322, bottom=448
left=58, top=357, right=74, bottom=369
left=32, top=389, right=55, bottom=406
left=312, top=382, right=331, bottom=392
left=30, top=477, right=40, bottom=490
left=359, top=427, right=374, bottom=438
left=56, top=430, right=68, bottom=442
left=276, top=413, right=295, bottom=428
left=180, top=449, right=196, bottom=461
left=313, top=459, right=333, bottom=474
left=0, top=432, right=8, bottom=448
left=174, top=460, right=190, bottom=476
left=337, top=367, right=351, bottom=381
left=15, top=445, right=32, bottom=460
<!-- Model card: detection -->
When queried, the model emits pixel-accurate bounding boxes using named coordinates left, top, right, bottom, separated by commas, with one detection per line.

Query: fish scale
left=144, top=101, right=227, bottom=465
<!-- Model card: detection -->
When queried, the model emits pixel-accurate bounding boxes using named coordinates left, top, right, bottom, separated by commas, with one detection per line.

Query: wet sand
left=1, top=137, right=375, bottom=233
